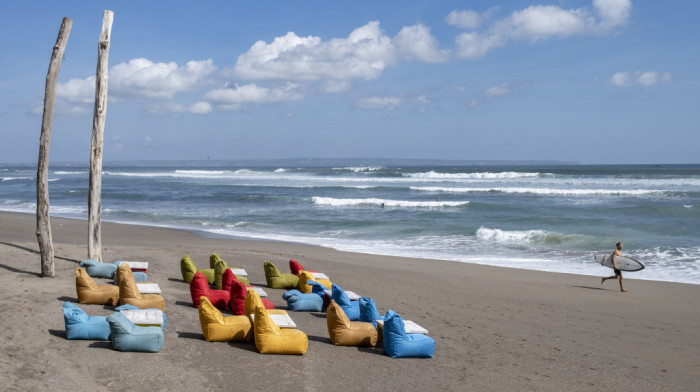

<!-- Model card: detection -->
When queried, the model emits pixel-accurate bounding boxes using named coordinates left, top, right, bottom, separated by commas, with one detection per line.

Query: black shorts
left=614, top=268, right=622, bottom=275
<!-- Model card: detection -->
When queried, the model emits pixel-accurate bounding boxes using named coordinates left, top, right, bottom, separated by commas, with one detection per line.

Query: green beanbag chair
left=263, top=261, right=299, bottom=289
left=180, top=255, right=215, bottom=284
left=210, top=253, right=249, bottom=288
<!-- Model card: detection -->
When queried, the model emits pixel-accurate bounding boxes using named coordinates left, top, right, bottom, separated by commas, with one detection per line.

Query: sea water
left=1, top=162, right=699, bottom=284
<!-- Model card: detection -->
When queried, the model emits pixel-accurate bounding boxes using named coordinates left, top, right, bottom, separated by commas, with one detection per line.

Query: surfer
left=601, top=242, right=628, bottom=292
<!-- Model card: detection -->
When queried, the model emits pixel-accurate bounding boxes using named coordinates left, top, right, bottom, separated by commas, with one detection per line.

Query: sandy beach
left=0, top=210, right=698, bottom=391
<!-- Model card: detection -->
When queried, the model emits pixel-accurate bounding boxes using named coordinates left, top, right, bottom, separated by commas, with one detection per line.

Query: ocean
left=2, top=161, right=699, bottom=284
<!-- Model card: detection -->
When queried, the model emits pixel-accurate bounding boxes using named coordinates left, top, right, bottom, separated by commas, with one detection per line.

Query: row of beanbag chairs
left=69, top=259, right=167, bottom=353
left=287, top=263, right=435, bottom=359
left=198, top=288, right=308, bottom=354
left=180, top=253, right=250, bottom=287
left=63, top=302, right=165, bottom=352
left=76, top=264, right=165, bottom=311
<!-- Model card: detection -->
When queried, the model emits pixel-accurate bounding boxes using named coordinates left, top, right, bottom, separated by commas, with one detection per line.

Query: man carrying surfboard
left=601, top=242, right=628, bottom=292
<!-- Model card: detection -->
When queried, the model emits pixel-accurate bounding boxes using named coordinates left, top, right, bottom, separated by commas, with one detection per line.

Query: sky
left=1, top=0, right=698, bottom=164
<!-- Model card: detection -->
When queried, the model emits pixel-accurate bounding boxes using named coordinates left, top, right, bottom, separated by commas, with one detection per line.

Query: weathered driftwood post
left=88, top=10, right=113, bottom=262
left=36, top=17, right=73, bottom=278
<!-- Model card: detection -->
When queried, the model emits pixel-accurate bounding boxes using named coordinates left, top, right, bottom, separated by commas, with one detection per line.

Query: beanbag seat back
left=80, top=259, right=117, bottom=279
left=359, top=297, right=387, bottom=328
left=115, top=304, right=167, bottom=330
left=253, top=305, right=308, bottom=355
left=382, top=310, right=435, bottom=359
left=106, top=311, right=164, bottom=353
left=189, top=271, right=230, bottom=309
left=113, top=261, right=147, bottom=285
left=118, top=264, right=165, bottom=311
left=244, top=289, right=288, bottom=322
left=76, top=268, right=119, bottom=306
left=210, top=253, right=250, bottom=287
left=198, top=297, right=252, bottom=342
left=229, top=276, right=274, bottom=315
left=264, top=261, right=299, bottom=289
left=326, top=300, right=377, bottom=347
left=180, top=255, right=215, bottom=284
left=331, top=284, right=360, bottom=321
left=298, top=271, right=332, bottom=294
left=289, top=259, right=318, bottom=276
left=283, top=290, right=323, bottom=312
left=62, top=302, right=110, bottom=340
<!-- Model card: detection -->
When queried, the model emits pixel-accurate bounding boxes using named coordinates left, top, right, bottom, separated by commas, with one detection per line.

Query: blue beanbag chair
left=62, top=302, right=111, bottom=340
left=106, top=311, right=164, bottom=353
left=282, top=289, right=324, bottom=312
left=80, top=259, right=117, bottom=279
left=115, top=304, right=167, bottom=330
left=359, top=297, right=388, bottom=328
left=382, top=310, right=435, bottom=358
left=112, top=262, right=148, bottom=284
left=331, top=284, right=360, bottom=321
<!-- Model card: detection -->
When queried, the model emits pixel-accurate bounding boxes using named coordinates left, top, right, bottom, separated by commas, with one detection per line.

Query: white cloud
left=232, top=21, right=396, bottom=81
left=393, top=23, right=449, bottom=62
left=110, top=58, right=216, bottom=99
left=203, top=83, right=302, bottom=105
left=445, top=8, right=499, bottom=29
left=454, top=0, right=632, bottom=59
left=610, top=71, right=631, bottom=87
left=54, top=58, right=217, bottom=115
left=455, top=33, right=505, bottom=59
left=145, top=101, right=213, bottom=115
left=446, top=10, right=482, bottom=29
left=56, top=76, right=96, bottom=104
left=594, top=0, right=632, bottom=28
left=485, top=83, right=510, bottom=97
left=610, top=71, right=672, bottom=87
left=356, top=96, right=403, bottom=110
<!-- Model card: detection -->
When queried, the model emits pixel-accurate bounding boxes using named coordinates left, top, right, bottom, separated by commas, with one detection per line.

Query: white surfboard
left=594, top=254, right=645, bottom=272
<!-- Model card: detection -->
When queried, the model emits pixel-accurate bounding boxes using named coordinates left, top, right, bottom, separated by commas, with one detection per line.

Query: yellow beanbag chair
left=198, top=297, right=252, bottom=342
left=298, top=270, right=332, bottom=293
left=253, top=305, right=308, bottom=355
left=244, top=289, right=288, bottom=321
left=75, top=268, right=119, bottom=306
left=326, top=300, right=377, bottom=347
left=118, top=264, right=165, bottom=311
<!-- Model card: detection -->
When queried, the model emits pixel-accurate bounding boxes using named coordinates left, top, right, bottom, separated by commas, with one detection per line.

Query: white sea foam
left=411, top=186, right=664, bottom=196
left=405, top=171, right=545, bottom=179
left=312, top=197, right=469, bottom=208
left=54, top=171, right=87, bottom=175
left=333, top=167, right=383, bottom=172
left=274, top=168, right=286, bottom=173
left=1, top=177, right=32, bottom=181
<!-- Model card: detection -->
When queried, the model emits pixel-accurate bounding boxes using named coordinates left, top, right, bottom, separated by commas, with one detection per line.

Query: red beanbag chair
left=289, top=259, right=318, bottom=276
left=222, top=268, right=235, bottom=292
left=229, top=276, right=275, bottom=315
left=190, top=271, right=231, bottom=309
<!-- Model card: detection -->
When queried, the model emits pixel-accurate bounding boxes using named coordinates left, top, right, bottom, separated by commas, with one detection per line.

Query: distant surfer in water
left=601, top=242, right=628, bottom=292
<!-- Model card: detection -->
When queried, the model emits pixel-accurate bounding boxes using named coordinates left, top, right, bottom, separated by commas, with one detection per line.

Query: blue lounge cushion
left=62, top=302, right=111, bottom=340
left=115, top=304, right=167, bottom=330
left=331, top=284, right=360, bottom=321
left=80, top=259, right=117, bottom=279
left=382, top=310, right=435, bottom=359
left=106, top=311, right=164, bottom=353
left=359, top=297, right=387, bottom=328
left=282, top=290, right=323, bottom=312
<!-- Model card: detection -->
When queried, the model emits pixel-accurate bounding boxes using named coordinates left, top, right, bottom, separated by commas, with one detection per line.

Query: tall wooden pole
left=88, top=10, right=113, bottom=262
left=37, top=17, right=72, bottom=278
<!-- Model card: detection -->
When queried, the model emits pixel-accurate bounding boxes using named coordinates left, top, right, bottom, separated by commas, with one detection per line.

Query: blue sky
left=1, top=0, right=698, bottom=164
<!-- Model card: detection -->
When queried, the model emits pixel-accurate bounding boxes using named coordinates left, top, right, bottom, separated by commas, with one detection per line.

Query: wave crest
left=406, top=171, right=545, bottom=180
left=312, top=197, right=469, bottom=208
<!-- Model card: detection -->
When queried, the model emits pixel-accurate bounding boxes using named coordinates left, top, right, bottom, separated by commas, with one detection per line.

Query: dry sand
left=0, top=211, right=698, bottom=391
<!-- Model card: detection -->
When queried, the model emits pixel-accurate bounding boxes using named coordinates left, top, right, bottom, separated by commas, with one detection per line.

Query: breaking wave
left=312, top=197, right=469, bottom=208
